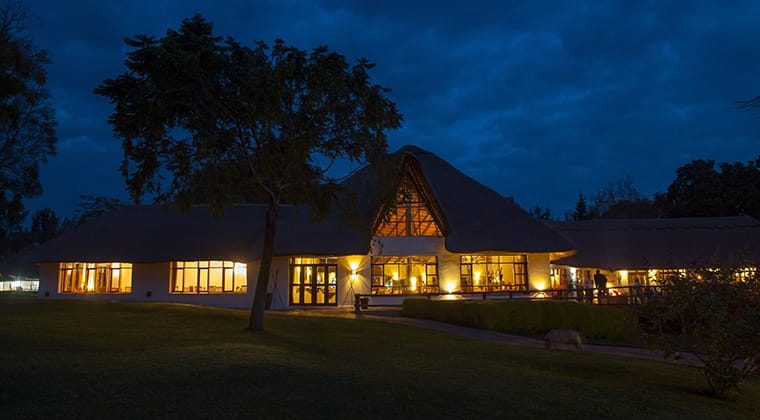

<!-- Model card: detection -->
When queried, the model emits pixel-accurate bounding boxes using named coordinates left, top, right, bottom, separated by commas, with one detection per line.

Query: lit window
left=371, top=256, right=438, bottom=294
left=58, top=263, right=132, bottom=294
left=289, top=257, right=338, bottom=305
left=375, top=177, right=442, bottom=237
left=170, top=261, right=247, bottom=294
left=459, top=256, right=528, bottom=292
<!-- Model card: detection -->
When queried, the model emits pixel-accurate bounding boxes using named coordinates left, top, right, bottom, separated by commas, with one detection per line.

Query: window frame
left=169, top=261, right=248, bottom=295
left=459, top=255, right=529, bottom=292
left=370, top=255, right=439, bottom=295
left=289, top=257, right=338, bottom=306
left=57, top=262, right=133, bottom=294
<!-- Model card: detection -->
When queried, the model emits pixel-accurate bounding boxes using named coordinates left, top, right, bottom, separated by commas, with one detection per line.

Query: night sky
left=24, top=1, right=760, bottom=219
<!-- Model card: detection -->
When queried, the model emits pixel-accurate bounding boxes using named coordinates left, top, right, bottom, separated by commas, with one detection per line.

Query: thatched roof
left=7, top=145, right=573, bottom=268
left=550, top=216, right=760, bottom=270
left=392, top=146, right=573, bottom=253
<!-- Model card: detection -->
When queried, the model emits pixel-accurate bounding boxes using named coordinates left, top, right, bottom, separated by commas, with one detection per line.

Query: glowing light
left=534, top=281, right=546, bottom=291
left=393, top=271, right=399, bottom=281
left=234, top=263, right=247, bottom=276
left=349, top=261, right=359, bottom=271
left=410, top=276, right=417, bottom=291
left=444, top=281, right=456, bottom=294
left=474, top=271, right=481, bottom=285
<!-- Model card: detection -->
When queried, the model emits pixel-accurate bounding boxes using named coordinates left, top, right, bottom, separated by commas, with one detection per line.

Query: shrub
left=639, top=267, right=760, bottom=397
left=401, top=298, right=639, bottom=341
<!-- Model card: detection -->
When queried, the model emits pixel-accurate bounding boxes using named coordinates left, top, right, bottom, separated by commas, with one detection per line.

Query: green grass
left=1, top=295, right=758, bottom=419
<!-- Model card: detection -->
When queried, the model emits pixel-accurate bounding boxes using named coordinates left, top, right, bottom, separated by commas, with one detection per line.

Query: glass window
left=58, top=263, right=133, bottom=294
left=375, top=176, right=442, bottom=237
left=289, top=257, right=338, bottom=306
left=170, top=261, right=247, bottom=294
left=370, top=256, right=438, bottom=295
left=459, top=255, right=528, bottom=292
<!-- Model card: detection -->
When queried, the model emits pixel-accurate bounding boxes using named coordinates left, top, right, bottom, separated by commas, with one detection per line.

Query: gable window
left=371, top=256, right=438, bottom=294
left=170, top=261, right=247, bottom=294
left=375, top=177, right=442, bottom=237
left=290, top=257, right=338, bottom=306
left=460, top=255, right=528, bottom=292
left=58, top=263, right=132, bottom=294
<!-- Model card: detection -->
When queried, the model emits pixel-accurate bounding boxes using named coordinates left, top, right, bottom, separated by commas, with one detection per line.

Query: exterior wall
left=35, top=247, right=557, bottom=309
left=37, top=261, right=258, bottom=309
left=527, top=253, right=551, bottom=291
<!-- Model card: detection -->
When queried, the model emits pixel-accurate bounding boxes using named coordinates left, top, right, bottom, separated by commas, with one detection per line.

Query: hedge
left=401, top=298, right=640, bottom=341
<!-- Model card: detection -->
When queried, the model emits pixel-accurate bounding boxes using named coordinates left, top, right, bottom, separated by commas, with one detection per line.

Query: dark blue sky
left=25, top=0, right=760, bottom=219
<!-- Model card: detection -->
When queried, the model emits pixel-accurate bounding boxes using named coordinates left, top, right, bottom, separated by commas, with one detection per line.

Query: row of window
left=57, top=256, right=531, bottom=299
left=58, top=261, right=247, bottom=295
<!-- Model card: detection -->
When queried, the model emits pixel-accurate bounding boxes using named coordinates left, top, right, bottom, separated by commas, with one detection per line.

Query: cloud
left=24, top=0, right=760, bottom=219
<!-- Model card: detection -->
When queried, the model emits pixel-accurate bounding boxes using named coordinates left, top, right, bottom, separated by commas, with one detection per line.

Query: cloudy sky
left=24, top=0, right=760, bottom=219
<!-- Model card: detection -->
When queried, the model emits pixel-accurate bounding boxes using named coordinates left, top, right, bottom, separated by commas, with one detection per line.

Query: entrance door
left=290, top=261, right=337, bottom=306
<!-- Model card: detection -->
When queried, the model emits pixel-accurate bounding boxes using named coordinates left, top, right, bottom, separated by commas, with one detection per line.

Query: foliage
left=0, top=0, right=56, bottom=258
left=29, top=207, right=57, bottom=243
left=529, top=205, right=552, bottom=220
left=95, top=14, right=402, bottom=330
left=639, top=268, right=760, bottom=397
left=659, top=158, right=760, bottom=219
left=402, top=299, right=640, bottom=342
left=570, top=192, right=591, bottom=220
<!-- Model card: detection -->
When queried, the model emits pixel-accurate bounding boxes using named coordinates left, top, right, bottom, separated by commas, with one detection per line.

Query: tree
left=571, top=193, right=591, bottom=221
left=0, top=0, right=56, bottom=260
left=29, top=207, right=58, bottom=243
left=529, top=205, right=551, bottom=220
left=639, top=268, right=760, bottom=397
left=591, top=176, right=640, bottom=215
left=660, top=158, right=760, bottom=219
left=95, top=15, right=402, bottom=331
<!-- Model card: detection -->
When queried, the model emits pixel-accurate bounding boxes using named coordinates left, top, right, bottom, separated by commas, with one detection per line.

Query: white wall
left=35, top=249, right=556, bottom=309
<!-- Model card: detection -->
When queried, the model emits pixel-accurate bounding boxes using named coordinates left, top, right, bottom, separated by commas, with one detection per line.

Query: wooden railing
left=354, top=285, right=664, bottom=312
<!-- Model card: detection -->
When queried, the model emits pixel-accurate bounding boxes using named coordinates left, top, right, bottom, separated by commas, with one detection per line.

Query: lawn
left=1, top=295, right=758, bottom=419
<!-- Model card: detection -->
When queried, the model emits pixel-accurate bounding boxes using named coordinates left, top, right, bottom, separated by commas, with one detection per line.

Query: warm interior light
left=234, top=262, right=247, bottom=276
left=474, top=271, right=481, bottom=285
left=410, top=276, right=417, bottom=291
left=393, top=271, right=399, bottom=281
left=349, top=261, right=359, bottom=271
left=350, top=269, right=358, bottom=283
left=444, top=281, right=456, bottom=294
left=534, top=281, right=546, bottom=291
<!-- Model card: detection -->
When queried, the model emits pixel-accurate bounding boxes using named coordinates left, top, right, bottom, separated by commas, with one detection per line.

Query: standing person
left=583, top=272, right=594, bottom=303
left=593, top=269, right=606, bottom=302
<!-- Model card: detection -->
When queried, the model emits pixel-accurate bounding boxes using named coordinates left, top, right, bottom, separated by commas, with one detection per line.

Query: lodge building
left=11, top=146, right=760, bottom=308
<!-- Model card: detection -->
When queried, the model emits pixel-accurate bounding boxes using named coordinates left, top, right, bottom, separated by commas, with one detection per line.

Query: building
left=549, top=217, right=760, bottom=290
left=12, top=145, right=760, bottom=308
left=18, top=145, right=574, bottom=309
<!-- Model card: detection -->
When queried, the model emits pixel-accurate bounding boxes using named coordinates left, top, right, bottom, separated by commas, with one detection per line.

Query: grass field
left=1, top=294, right=758, bottom=419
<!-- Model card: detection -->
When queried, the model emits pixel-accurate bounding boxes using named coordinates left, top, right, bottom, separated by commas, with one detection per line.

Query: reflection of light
left=410, top=276, right=417, bottom=291
left=533, top=291, right=548, bottom=299
left=444, top=281, right=456, bottom=293
left=474, top=271, right=481, bottom=285
left=234, top=262, right=247, bottom=276
left=441, top=294, right=460, bottom=301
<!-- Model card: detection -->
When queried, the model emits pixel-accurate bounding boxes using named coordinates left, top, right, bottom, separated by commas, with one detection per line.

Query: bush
left=639, top=267, right=760, bottom=397
left=401, top=298, right=639, bottom=341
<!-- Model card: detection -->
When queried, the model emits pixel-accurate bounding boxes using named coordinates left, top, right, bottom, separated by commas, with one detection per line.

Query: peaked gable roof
left=345, top=145, right=574, bottom=253
left=9, top=145, right=574, bottom=267
left=550, top=216, right=760, bottom=270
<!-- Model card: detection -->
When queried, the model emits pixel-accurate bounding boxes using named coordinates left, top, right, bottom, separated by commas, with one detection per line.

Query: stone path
left=277, top=308, right=702, bottom=367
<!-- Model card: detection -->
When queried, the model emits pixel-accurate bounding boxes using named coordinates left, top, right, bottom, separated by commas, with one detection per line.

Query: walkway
left=278, top=308, right=702, bottom=367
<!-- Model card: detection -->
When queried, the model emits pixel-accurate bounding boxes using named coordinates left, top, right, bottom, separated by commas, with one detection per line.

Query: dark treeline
left=529, top=156, right=760, bottom=221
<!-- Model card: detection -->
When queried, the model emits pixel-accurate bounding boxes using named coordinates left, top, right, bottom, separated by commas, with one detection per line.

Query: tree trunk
left=248, top=201, right=279, bottom=331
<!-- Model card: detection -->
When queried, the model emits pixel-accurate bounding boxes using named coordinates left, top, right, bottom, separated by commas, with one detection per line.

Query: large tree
left=0, top=0, right=56, bottom=259
left=96, top=15, right=402, bottom=330
left=660, top=158, right=760, bottom=219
